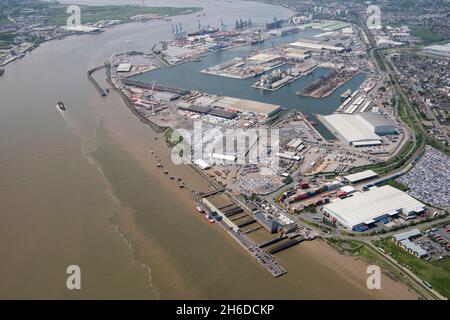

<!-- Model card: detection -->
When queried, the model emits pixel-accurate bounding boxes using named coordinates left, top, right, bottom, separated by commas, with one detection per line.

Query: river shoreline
left=0, top=0, right=422, bottom=299
left=95, top=60, right=421, bottom=299
left=0, top=4, right=202, bottom=68
left=89, top=83, right=419, bottom=298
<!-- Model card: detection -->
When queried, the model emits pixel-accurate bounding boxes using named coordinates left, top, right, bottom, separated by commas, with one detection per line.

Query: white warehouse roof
left=358, top=112, right=397, bottom=135
left=248, top=53, right=281, bottom=63
left=323, top=185, right=426, bottom=229
left=117, top=63, right=132, bottom=72
left=393, top=228, right=422, bottom=242
left=321, top=114, right=382, bottom=146
left=359, top=112, right=394, bottom=127
left=344, top=170, right=378, bottom=183
left=194, top=159, right=211, bottom=170
left=290, top=41, right=345, bottom=52
left=231, top=99, right=281, bottom=117
left=212, top=152, right=237, bottom=162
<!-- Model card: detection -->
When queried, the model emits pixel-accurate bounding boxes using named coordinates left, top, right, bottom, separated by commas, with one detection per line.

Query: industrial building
left=254, top=212, right=281, bottom=233
left=323, top=185, right=426, bottom=231
left=209, top=108, right=237, bottom=119
left=248, top=53, right=281, bottom=64
left=320, top=114, right=382, bottom=147
left=343, top=170, right=378, bottom=184
left=393, top=229, right=428, bottom=259
left=122, top=79, right=191, bottom=95
left=177, top=104, right=237, bottom=119
left=178, top=104, right=211, bottom=114
left=320, top=112, right=398, bottom=147
left=194, top=159, right=211, bottom=170
left=289, top=40, right=345, bottom=53
left=211, top=152, right=237, bottom=163
left=169, top=90, right=282, bottom=118
left=116, top=63, right=132, bottom=73
left=284, top=48, right=311, bottom=61
left=358, top=112, right=397, bottom=135
left=275, top=151, right=302, bottom=161
left=225, top=99, right=281, bottom=118
left=181, top=96, right=282, bottom=118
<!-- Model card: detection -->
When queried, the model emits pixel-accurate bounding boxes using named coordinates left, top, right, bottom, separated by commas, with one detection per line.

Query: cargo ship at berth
left=251, top=38, right=264, bottom=45
left=340, top=88, right=351, bottom=100
left=361, top=80, right=376, bottom=93
left=188, top=27, right=219, bottom=37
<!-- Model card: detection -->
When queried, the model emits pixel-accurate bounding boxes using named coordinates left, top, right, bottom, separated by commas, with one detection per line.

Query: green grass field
left=325, top=238, right=363, bottom=253
left=0, top=2, right=202, bottom=27
left=47, top=5, right=202, bottom=26
left=409, top=26, right=449, bottom=44
left=379, top=179, right=410, bottom=191
left=0, top=2, right=201, bottom=47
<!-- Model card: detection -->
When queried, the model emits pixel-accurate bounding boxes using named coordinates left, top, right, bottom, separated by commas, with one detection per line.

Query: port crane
left=140, top=0, right=145, bottom=15
left=220, top=18, right=228, bottom=31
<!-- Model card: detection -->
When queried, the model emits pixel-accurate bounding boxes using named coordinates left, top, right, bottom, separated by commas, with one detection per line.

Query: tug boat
left=195, top=205, right=205, bottom=213
left=56, top=101, right=66, bottom=111
left=204, top=214, right=215, bottom=223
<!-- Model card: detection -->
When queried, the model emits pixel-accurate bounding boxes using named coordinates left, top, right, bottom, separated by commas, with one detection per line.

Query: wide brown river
left=0, top=0, right=418, bottom=299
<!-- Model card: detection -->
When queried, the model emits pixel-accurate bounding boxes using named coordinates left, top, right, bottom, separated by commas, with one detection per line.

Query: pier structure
left=87, top=66, right=108, bottom=97
left=199, top=190, right=313, bottom=277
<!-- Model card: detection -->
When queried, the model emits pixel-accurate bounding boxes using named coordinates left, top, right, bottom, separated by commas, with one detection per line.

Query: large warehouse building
left=320, top=114, right=382, bottom=147
left=358, top=112, right=397, bottom=135
left=289, top=40, right=346, bottom=53
left=343, top=170, right=378, bottom=184
left=212, top=97, right=282, bottom=118
left=323, top=185, right=426, bottom=231
left=320, top=112, right=397, bottom=147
